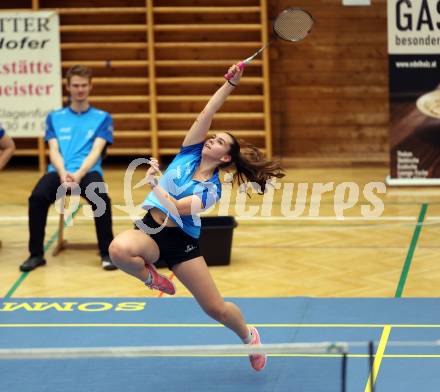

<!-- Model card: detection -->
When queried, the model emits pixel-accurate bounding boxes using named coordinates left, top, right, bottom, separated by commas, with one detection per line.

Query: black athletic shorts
left=134, top=210, right=201, bottom=270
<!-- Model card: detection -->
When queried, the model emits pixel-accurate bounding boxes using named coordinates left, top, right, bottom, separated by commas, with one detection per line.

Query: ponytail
left=220, top=133, right=285, bottom=194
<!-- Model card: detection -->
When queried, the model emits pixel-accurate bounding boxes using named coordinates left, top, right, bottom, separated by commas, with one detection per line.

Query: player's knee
left=109, top=239, right=130, bottom=264
left=203, top=302, right=227, bottom=323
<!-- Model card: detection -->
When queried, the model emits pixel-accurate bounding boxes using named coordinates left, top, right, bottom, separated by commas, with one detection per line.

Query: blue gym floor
left=1, top=297, right=439, bottom=392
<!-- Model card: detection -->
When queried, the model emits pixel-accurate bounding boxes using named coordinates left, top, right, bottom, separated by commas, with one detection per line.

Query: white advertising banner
left=388, top=0, right=440, bottom=54
left=387, top=1, right=440, bottom=185
left=0, top=11, right=62, bottom=137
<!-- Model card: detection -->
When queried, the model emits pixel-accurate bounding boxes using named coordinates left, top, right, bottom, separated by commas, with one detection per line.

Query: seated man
left=20, top=65, right=116, bottom=272
left=0, top=126, right=16, bottom=170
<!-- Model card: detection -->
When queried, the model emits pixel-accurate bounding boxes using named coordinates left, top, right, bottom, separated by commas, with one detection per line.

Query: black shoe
left=20, top=256, right=46, bottom=272
left=101, top=255, right=117, bottom=271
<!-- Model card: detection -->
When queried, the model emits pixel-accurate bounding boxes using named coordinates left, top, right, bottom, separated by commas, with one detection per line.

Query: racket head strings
left=274, top=8, right=314, bottom=42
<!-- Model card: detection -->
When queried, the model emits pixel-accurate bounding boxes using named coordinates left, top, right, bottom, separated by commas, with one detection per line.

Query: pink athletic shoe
left=248, top=326, right=267, bottom=371
left=145, top=263, right=176, bottom=296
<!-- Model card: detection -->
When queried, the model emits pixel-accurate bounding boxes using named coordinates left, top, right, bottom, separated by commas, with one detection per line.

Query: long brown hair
left=219, top=132, right=285, bottom=194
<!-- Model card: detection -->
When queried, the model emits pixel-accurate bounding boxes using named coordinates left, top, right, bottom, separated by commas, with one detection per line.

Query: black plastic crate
left=199, top=216, right=238, bottom=266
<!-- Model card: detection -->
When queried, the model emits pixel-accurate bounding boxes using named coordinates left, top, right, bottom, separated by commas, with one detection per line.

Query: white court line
left=386, top=190, right=440, bottom=196
left=0, top=216, right=432, bottom=222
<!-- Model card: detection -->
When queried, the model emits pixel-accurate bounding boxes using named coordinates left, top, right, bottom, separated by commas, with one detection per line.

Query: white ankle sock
left=242, top=328, right=253, bottom=344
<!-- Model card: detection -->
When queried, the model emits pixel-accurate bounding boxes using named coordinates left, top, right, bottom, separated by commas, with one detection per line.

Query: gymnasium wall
left=1, top=0, right=389, bottom=166
left=268, top=0, right=388, bottom=165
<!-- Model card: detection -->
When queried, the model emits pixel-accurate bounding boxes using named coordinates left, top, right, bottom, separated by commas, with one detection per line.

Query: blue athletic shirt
left=0, top=128, right=4, bottom=139
left=45, top=106, right=113, bottom=175
left=143, top=142, right=222, bottom=238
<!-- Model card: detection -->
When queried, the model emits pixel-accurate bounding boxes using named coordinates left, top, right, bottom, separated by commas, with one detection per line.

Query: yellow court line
left=275, top=354, right=440, bottom=359
left=94, top=354, right=367, bottom=358
left=174, top=354, right=440, bottom=359
left=0, top=323, right=440, bottom=328
left=364, top=325, right=392, bottom=392
left=24, top=354, right=417, bottom=358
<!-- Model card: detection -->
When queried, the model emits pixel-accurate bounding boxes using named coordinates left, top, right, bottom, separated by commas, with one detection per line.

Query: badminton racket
left=224, top=7, right=314, bottom=80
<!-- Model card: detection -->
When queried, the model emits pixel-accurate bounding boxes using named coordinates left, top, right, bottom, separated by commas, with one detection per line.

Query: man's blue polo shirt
left=45, top=106, right=113, bottom=175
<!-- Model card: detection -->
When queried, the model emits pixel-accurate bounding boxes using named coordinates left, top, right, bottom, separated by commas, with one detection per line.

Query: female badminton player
left=109, top=64, right=284, bottom=371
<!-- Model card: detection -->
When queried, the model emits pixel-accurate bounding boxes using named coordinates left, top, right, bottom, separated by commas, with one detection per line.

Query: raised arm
left=182, top=64, right=243, bottom=147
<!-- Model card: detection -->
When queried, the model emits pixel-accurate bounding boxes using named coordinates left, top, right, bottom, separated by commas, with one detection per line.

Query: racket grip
left=224, top=61, right=246, bottom=80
